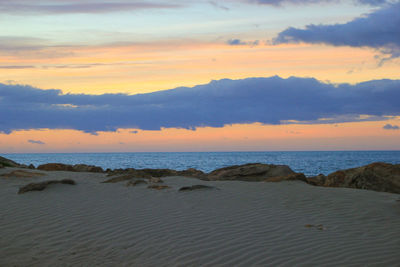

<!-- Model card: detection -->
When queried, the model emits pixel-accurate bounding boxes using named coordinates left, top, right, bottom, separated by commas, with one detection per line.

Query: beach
left=1, top=167, right=399, bottom=266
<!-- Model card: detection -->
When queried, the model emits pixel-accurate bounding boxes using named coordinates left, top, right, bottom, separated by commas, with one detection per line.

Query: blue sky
left=0, top=0, right=373, bottom=45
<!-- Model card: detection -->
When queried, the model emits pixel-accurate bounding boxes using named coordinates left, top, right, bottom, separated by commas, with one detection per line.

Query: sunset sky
left=1, top=0, right=400, bottom=152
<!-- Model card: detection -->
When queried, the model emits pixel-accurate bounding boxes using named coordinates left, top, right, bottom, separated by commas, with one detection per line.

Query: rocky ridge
left=1, top=156, right=399, bottom=194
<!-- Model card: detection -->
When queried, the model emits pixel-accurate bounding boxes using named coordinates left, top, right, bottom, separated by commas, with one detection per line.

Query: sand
left=1, top=167, right=399, bottom=266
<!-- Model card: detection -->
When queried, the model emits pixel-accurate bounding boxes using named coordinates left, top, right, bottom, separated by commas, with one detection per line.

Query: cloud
left=28, top=140, right=45, bottom=145
left=1, top=76, right=400, bottom=134
left=0, top=36, right=47, bottom=52
left=248, top=0, right=389, bottom=6
left=227, top=39, right=247, bottom=45
left=209, top=1, right=230, bottom=10
left=0, top=66, right=35, bottom=69
left=0, top=1, right=181, bottom=15
left=383, top=124, right=400, bottom=130
left=227, top=39, right=260, bottom=46
left=274, top=2, right=400, bottom=58
left=0, top=36, right=77, bottom=59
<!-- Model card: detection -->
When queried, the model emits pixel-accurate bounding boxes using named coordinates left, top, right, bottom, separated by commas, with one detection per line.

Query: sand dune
left=1, top=167, right=399, bottom=266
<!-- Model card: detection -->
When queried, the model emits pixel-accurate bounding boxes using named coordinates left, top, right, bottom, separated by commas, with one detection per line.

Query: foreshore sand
left=1, top=167, right=399, bottom=266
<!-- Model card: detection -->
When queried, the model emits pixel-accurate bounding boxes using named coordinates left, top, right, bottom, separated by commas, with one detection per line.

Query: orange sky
left=1, top=42, right=399, bottom=152
left=2, top=118, right=400, bottom=153
left=1, top=43, right=399, bottom=95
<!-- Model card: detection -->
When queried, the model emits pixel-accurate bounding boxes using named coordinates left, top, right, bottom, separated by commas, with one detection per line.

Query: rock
left=149, top=177, right=163, bottom=184
left=18, top=179, right=76, bottom=194
left=0, top=156, right=22, bottom=168
left=102, top=174, right=138, bottom=183
left=323, top=162, right=400, bottom=194
left=106, top=168, right=132, bottom=177
left=264, top=173, right=307, bottom=183
left=28, top=164, right=35, bottom=169
left=72, top=164, right=104, bottom=173
left=147, top=185, right=170, bottom=190
left=126, top=180, right=147, bottom=187
left=103, top=171, right=169, bottom=184
left=0, top=170, right=45, bottom=178
left=37, top=163, right=75, bottom=172
left=142, top=169, right=178, bottom=177
left=37, top=163, right=104, bottom=173
left=60, top=179, right=76, bottom=185
left=106, top=167, right=205, bottom=179
left=106, top=169, right=153, bottom=179
left=177, top=168, right=206, bottom=179
left=306, top=174, right=327, bottom=186
left=207, top=163, right=296, bottom=181
left=179, top=185, right=216, bottom=191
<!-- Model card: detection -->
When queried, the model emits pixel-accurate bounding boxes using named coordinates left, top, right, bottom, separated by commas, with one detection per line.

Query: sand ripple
left=0, top=169, right=399, bottom=266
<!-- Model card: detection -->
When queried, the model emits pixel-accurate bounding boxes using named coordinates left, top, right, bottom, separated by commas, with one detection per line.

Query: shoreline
left=2, top=155, right=399, bottom=194
left=2, top=150, right=400, bottom=176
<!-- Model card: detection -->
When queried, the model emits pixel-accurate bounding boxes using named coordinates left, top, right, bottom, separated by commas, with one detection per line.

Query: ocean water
left=2, top=151, right=400, bottom=176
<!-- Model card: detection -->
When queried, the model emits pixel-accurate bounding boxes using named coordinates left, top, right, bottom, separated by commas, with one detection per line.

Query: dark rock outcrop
left=18, top=179, right=76, bottom=194
left=105, top=167, right=206, bottom=180
left=0, top=156, right=22, bottom=168
left=179, top=185, right=216, bottom=191
left=306, top=174, right=327, bottom=186
left=321, top=162, right=400, bottom=194
left=207, top=163, right=296, bottom=181
left=264, top=173, right=307, bottom=183
left=37, top=163, right=75, bottom=172
left=72, top=164, right=103, bottom=173
left=177, top=168, right=206, bottom=179
left=37, top=163, right=103, bottom=173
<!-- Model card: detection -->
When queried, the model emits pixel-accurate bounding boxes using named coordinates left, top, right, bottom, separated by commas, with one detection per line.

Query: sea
left=1, top=151, right=400, bottom=176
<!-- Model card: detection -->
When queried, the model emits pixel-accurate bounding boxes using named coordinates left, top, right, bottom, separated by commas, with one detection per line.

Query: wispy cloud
left=274, top=2, right=400, bottom=58
left=1, top=76, right=400, bottom=134
left=383, top=124, right=399, bottom=130
left=227, top=39, right=260, bottom=46
left=247, top=0, right=389, bottom=6
left=0, top=1, right=182, bottom=15
left=208, top=1, right=230, bottom=10
left=28, top=139, right=45, bottom=145
left=0, top=66, right=35, bottom=69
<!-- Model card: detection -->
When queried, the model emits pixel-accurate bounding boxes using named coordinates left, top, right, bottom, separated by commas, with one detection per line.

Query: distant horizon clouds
left=28, top=140, right=46, bottom=145
left=383, top=124, right=400, bottom=130
left=1, top=76, right=399, bottom=134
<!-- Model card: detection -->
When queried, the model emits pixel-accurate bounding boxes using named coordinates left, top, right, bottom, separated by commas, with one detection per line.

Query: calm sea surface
left=2, top=151, right=400, bottom=176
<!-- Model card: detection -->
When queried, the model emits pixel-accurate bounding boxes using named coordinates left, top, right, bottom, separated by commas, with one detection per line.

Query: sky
left=1, top=0, right=399, bottom=152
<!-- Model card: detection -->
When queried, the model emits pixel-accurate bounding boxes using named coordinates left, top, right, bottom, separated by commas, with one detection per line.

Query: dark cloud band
left=1, top=76, right=400, bottom=134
